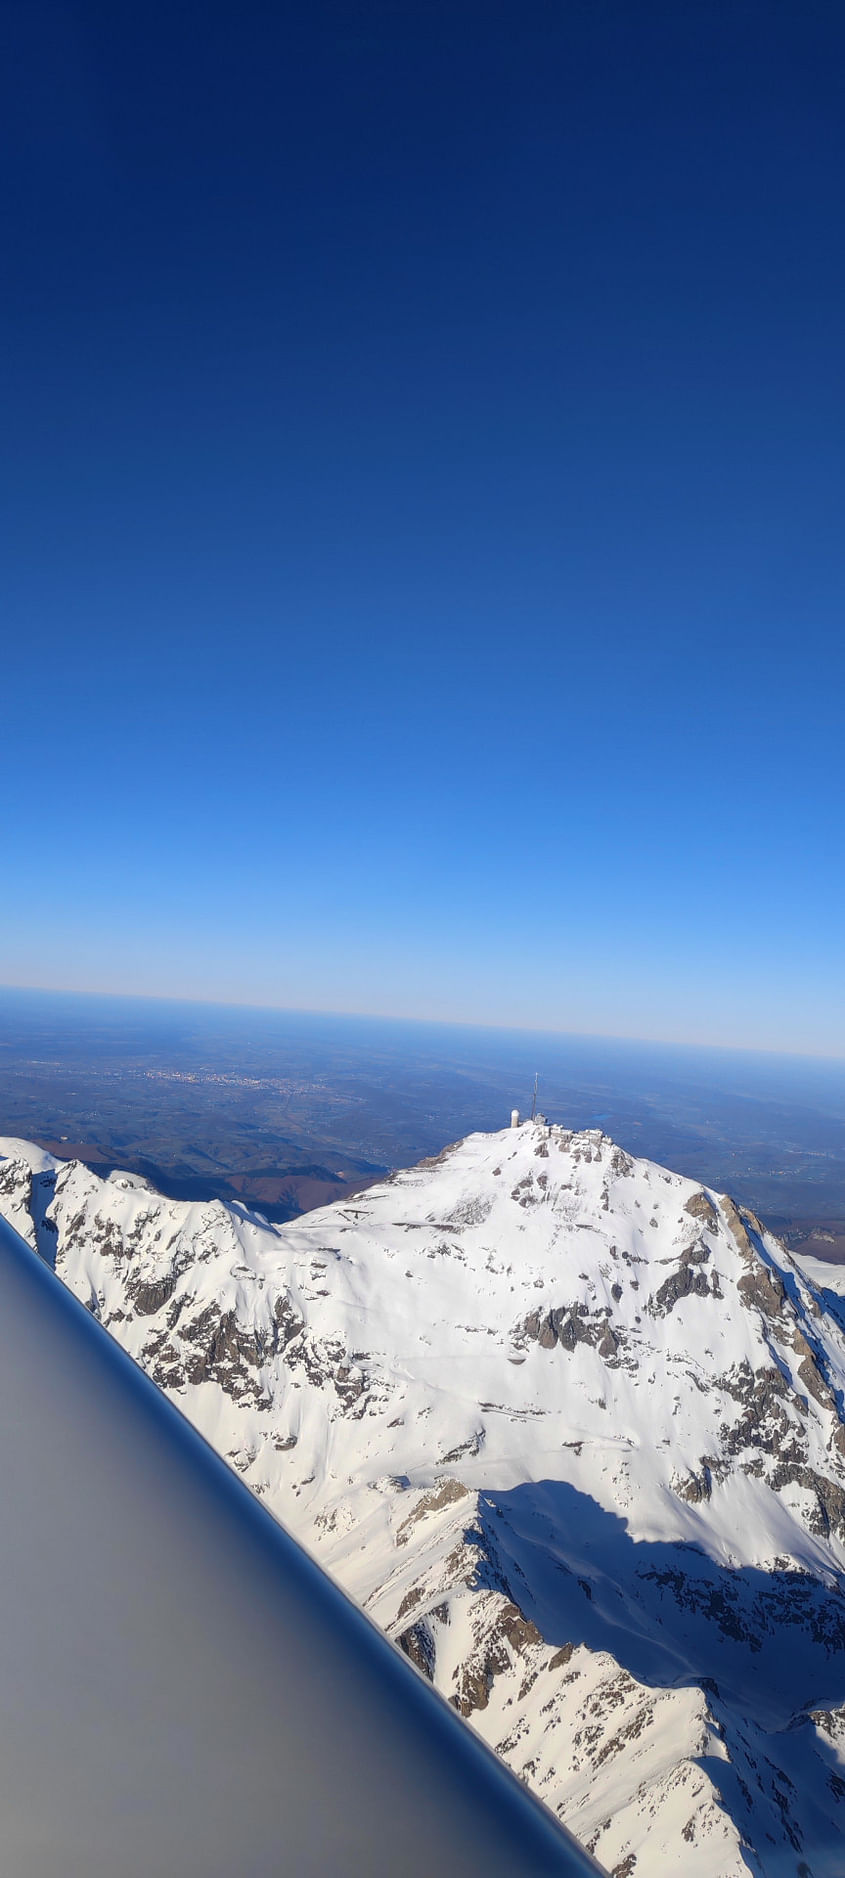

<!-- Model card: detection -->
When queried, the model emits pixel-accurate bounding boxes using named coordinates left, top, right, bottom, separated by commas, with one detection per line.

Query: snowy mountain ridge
left=3, top=1120, right=845, bottom=1876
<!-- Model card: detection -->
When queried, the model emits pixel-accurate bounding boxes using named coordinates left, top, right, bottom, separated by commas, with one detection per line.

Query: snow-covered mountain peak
left=3, top=1121, right=845, bottom=1874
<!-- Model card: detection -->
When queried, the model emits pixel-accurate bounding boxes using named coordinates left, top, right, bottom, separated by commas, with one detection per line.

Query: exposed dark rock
left=649, top=1236, right=714, bottom=1316
left=721, top=1363, right=794, bottom=1457
left=737, top=1266, right=784, bottom=1319
left=451, top=1599, right=541, bottom=1717
left=548, top=1642, right=576, bottom=1672
left=522, top=1300, right=626, bottom=1361
left=554, top=1307, right=591, bottom=1352
left=273, top=1292, right=304, bottom=1347
left=396, top=1583, right=425, bottom=1622
left=797, top=1353, right=836, bottom=1412
left=441, top=1430, right=485, bottom=1464
left=496, top=1603, right=542, bottom=1653
left=769, top=1462, right=845, bottom=1540
left=720, top=1196, right=754, bottom=1260
left=141, top=1326, right=187, bottom=1391
left=395, top=1479, right=468, bottom=1547
left=598, top=1324, right=619, bottom=1359
left=398, top=1618, right=436, bottom=1681
left=334, top=1361, right=365, bottom=1405
left=178, top=1304, right=274, bottom=1405
left=0, top=1161, right=28, bottom=1198
left=130, top=1271, right=177, bottom=1316
left=684, top=1190, right=718, bottom=1229
left=674, top=1462, right=713, bottom=1504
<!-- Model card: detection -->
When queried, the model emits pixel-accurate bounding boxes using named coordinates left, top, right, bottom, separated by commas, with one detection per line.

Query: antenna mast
left=531, top=1073, right=538, bottom=1122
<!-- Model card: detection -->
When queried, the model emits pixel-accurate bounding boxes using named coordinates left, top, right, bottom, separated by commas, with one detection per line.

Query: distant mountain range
left=3, top=1120, right=845, bottom=1875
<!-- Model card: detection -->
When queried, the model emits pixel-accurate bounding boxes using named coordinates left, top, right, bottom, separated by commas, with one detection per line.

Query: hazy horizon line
left=2, top=979, right=844, bottom=1070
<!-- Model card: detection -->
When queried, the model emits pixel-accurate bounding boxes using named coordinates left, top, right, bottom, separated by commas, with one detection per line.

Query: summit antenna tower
left=530, top=1073, right=538, bottom=1122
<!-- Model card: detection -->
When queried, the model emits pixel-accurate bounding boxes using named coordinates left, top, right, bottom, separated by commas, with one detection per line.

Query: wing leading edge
left=0, top=1214, right=604, bottom=1876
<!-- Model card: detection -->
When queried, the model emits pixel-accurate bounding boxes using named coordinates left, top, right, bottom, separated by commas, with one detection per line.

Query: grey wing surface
left=0, top=1214, right=604, bottom=1876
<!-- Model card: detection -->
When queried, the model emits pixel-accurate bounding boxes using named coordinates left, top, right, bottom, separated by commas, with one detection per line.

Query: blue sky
left=2, top=1, right=845, bottom=1053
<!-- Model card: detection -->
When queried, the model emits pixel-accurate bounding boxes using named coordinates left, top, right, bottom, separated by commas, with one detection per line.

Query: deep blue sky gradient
left=3, top=2, right=845, bottom=1049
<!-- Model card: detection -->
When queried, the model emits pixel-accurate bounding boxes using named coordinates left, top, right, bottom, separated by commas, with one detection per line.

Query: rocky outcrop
left=684, top=1190, right=718, bottom=1230
left=652, top=1239, right=713, bottom=1316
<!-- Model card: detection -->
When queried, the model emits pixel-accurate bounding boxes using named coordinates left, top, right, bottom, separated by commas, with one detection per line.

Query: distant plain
left=1, top=987, right=844, bottom=1259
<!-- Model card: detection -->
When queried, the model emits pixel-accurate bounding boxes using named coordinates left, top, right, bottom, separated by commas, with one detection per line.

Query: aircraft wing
left=0, top=1213, right=604, bottom=1875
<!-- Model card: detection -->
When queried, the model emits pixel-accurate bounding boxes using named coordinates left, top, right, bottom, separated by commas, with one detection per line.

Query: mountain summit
left=3, top=1121, right=845, bottom=1874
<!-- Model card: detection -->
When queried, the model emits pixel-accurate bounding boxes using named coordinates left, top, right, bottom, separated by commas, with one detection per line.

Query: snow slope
left=3, top=1121, right=845, bottom=1875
